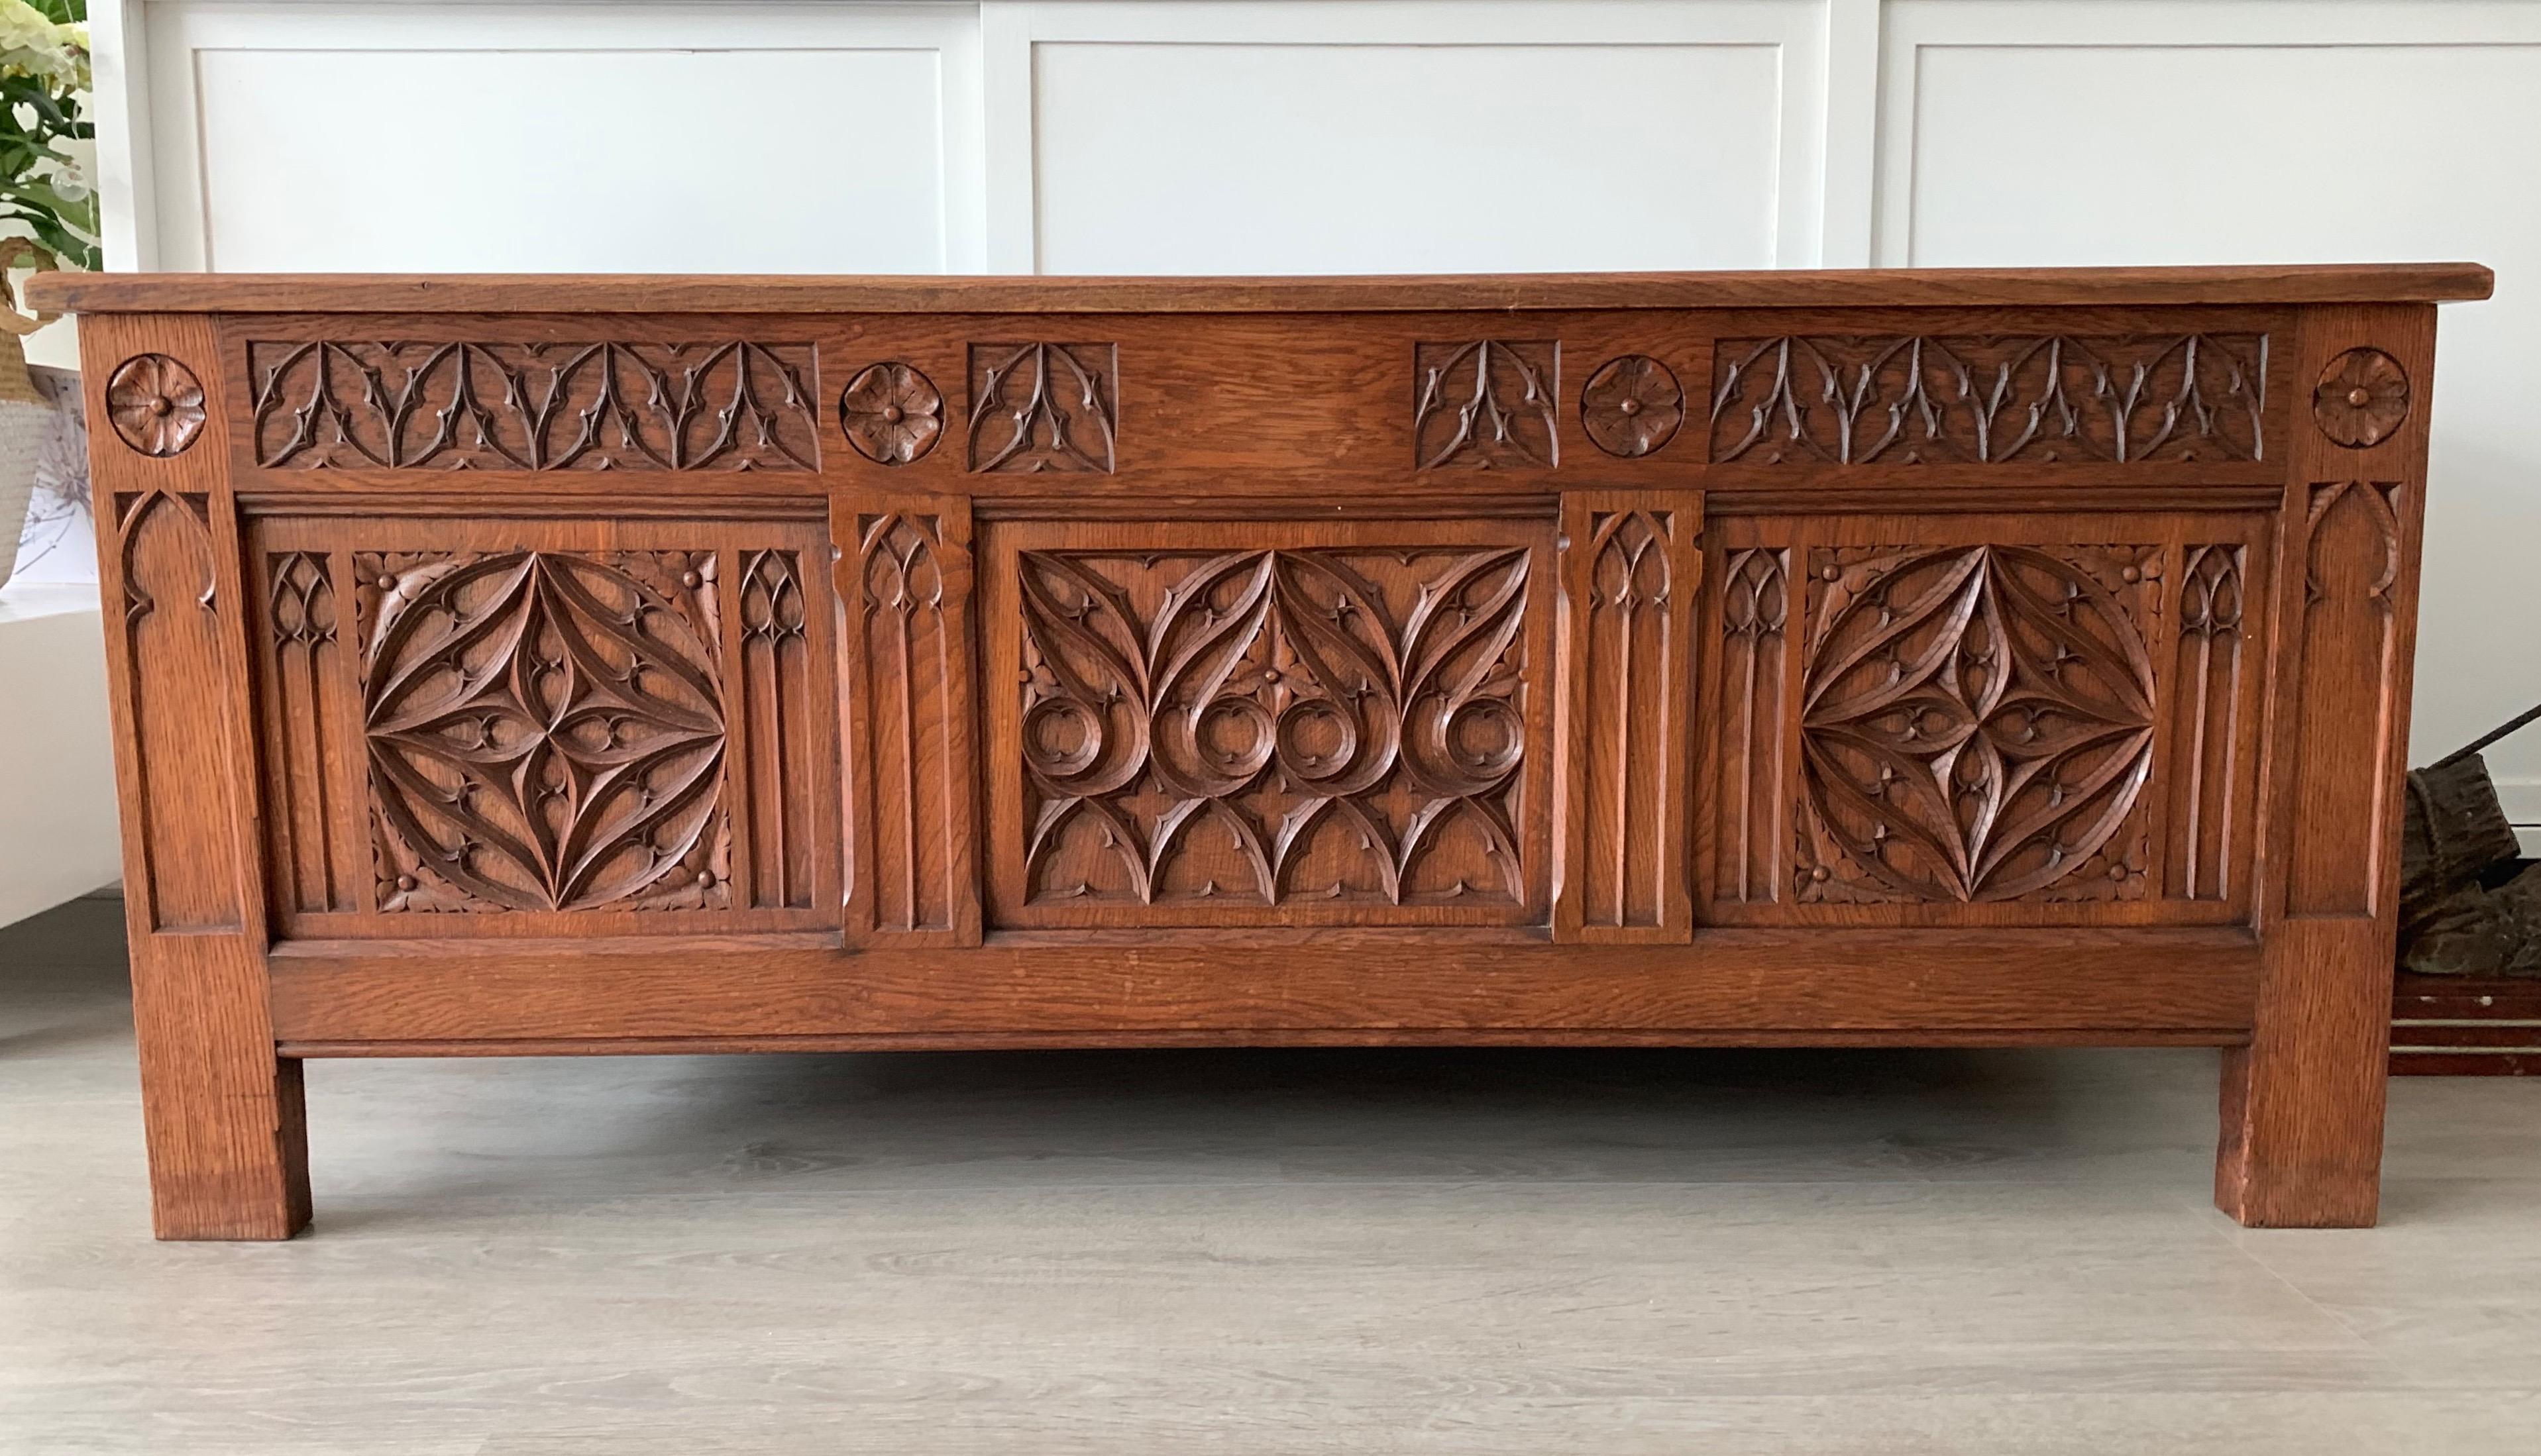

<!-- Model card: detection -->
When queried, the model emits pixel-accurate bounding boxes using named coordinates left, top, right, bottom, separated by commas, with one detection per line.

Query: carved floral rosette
left=1580, top=354, right=1684, bottom=458
left=840, top=362, right=944, bottom=464
left=2312, top=347, right=2410, bottom=448
left=356, top=548, right=733, bottom=913
left=1794, top=544, right=2160, bottom=904
left=1016, top=546, right=1531, bottom=909
left=105, top=354, right=208, bottom=458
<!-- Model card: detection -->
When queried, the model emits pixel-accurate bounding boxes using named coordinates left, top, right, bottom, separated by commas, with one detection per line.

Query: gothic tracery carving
left=1796, top=544, right=2158, bottom=903
left=248, top=340, right=820, bottom=471
left=967, top=342, right=1118, bottom=472
left=356, top=549, right=731, bottom=912
left=1710, top=334, right=2267, bottom=464
left=1016, top=546, right=1531, bottom=909
left=1414, top=340, right=1559, bottom=469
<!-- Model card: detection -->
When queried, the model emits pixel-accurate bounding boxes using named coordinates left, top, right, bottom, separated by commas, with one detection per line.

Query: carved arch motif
left=967, top=342, right=1117, bottom=473
left=1414, top=340, right=1559, bottom=469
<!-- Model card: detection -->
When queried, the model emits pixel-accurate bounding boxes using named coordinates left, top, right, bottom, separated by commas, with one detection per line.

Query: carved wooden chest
left=32, top=264, right=2489, bottom=1237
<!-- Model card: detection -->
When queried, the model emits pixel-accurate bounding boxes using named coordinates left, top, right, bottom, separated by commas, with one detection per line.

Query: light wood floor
left=5, top=899, right=2540, bottom=1454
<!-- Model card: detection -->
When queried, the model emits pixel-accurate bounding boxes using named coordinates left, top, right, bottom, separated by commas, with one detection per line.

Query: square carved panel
left=967, top=342, right=1118, bottom=473
left=1698, top=512, right=2271, bottom=929
left=981, top=517, right=1556, bottom=928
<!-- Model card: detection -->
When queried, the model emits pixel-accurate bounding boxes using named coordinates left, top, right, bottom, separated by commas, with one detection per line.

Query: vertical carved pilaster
left=89, top=318, right=309, bottom=1240
left=2167, top=544, right=2250, bottom=903
left=114, top=490, right=237, bottom=930
left=1554, top=492, right=1698, bottom=942
left=2283, top=480, right=2408, bottom=916
left=1712, top=546, right=1790, bottom=906
left=2220, top=303, right=2433, bottom=1230
left=836, top=494, right=981, bottom=945
left=259, top=550, right=357, bottom=914
left=733, top=549, right=814, bottom=910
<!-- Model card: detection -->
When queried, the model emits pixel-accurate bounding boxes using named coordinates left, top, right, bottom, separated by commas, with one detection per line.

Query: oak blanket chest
left=30, top=264, right=2491, bottom=1237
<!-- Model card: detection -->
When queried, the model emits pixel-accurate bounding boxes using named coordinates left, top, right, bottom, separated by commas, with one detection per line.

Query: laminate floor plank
left=5, top=899, right=2540, bottom=1454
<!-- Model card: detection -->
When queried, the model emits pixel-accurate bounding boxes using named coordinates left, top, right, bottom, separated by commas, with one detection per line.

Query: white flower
left=0, top=1, right=88, bottom=89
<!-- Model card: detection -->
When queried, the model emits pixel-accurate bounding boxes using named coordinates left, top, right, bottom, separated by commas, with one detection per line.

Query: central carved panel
left=1796, top=545, right=2158, bottom=904
left=1010, top=545, right=1535, bottom=920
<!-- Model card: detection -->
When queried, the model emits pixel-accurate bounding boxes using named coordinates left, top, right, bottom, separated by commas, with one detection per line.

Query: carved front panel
left=1698, top=512, right=2271, bottom=927
left=981, top=519, right=1554, bottom=927
left=246, top=519, right=839, bottom=936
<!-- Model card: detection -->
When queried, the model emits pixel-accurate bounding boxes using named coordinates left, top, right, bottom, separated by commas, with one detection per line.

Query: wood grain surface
left=46, top=266, right=2473, bottom=1235
left=26, top=263, right=2495, bottom=315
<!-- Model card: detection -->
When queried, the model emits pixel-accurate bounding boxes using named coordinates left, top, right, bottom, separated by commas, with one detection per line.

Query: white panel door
left=145, top=3, right=986, bottom=273
left=1010, top=1, right=1827, bottom=274
left=1883, top=0, right=2541, bottom=809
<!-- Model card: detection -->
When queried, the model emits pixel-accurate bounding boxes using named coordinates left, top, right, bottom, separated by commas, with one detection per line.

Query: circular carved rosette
left=2312, top=347, right=2409, bottom=448
left=1798, top=545, right=2156, bottom=904
left=839, top=362, right=944, bottom=464
left=1580, top=354, right=1684, bottom=458
left=105, top=353, right=207, bottom=458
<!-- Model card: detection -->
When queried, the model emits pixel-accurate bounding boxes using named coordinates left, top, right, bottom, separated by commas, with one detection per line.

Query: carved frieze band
left=355, top=550, right=733, bottom=913
left=1710, top=334, right=2269, bottom=465
left=968, top=343, right=1117, bottom=473
left=113, top=490, right=241, bottom=931
left=1016, top=546, right=1531, bottom=913
left=1713, top=546, right=1791, bottom=906
left=247, top=340, right=820, bottom=471
left=845, top=505, right=981, bottom=943
left=1558, top=501, right=1696, bottom=941
left=1794, top=545, right=2159, bottom=904
left=1415, top=340, right=1559, bottom=469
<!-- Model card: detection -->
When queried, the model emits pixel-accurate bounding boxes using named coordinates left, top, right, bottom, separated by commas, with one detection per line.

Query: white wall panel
left=1883, top=0, right=2541, bottom=819
left=1033, top=40, right=1784, bottom=273
left=144, top=3, right=985, bottom=273
left=1010, top=1, right=1827, bottom=274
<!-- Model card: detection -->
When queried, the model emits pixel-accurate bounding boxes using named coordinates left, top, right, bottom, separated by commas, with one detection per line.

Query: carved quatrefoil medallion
left=361, top=550, right=730, bottom=912
left=106, top=354, right=207, bottom=458
left=1798, top=545, right=2157, bottom=903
